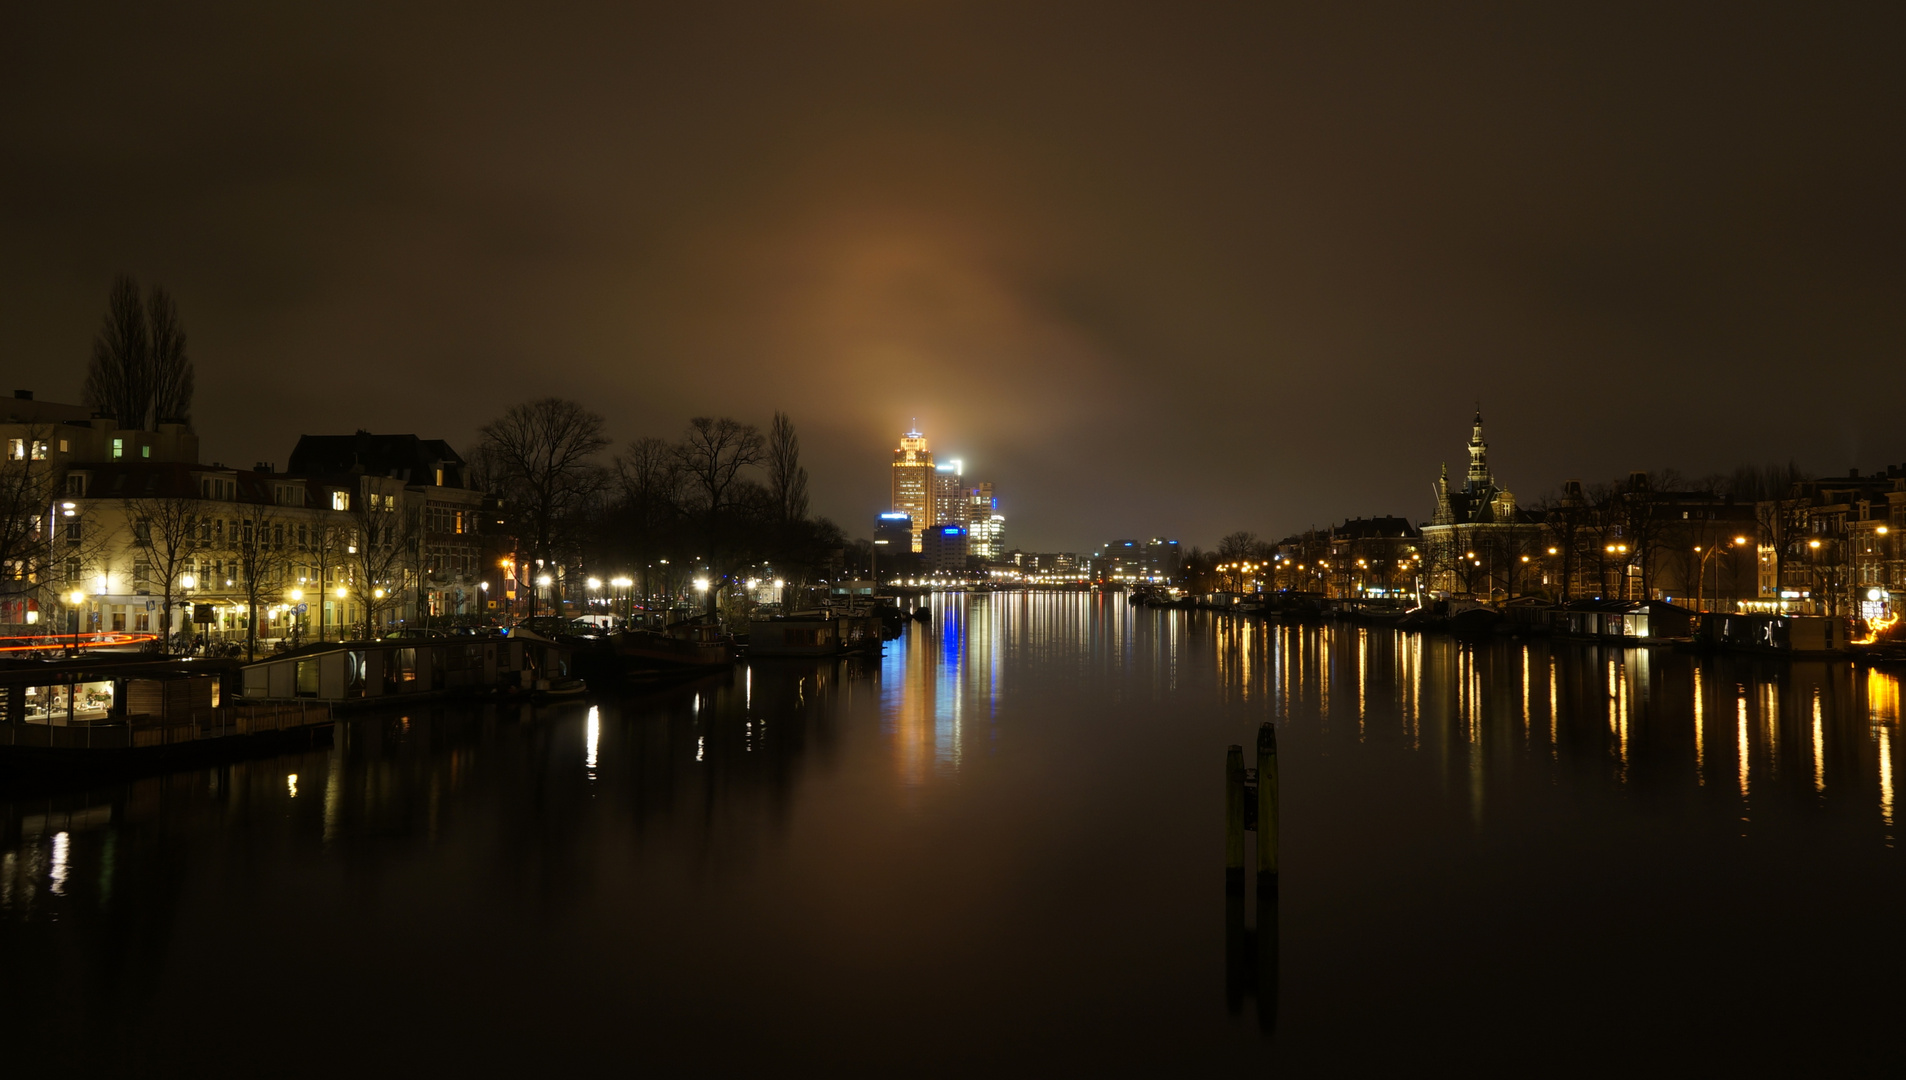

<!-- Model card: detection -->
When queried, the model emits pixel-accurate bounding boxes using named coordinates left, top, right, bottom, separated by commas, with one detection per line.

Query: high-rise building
left=920, top=523, right=968, bottom=573
left=890, top=426, right=933, bottom=552
left=873, top=512, right=913, bottom=550
left=932, top=459, right=967, bottom=528
left=969, top=513, right=1006, bottom=561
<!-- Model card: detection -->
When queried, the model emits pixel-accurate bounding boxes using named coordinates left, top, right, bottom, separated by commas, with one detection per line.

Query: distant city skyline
left=5, top=6, right=1901, bottom=553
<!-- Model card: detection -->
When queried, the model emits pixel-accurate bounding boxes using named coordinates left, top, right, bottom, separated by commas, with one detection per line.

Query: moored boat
left=611, top=619, right=734, bottom=677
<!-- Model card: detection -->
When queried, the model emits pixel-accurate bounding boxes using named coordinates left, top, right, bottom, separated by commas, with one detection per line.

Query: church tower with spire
left=1421, top=406, right=1535, bottom=596
left=1430, top=408, right=1514, bottom=528
left=1465, top=408, right=1492, bottom=494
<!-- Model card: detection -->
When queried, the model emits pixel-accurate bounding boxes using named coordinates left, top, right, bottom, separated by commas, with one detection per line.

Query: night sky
left=4, top=3, right=1902, bottom=551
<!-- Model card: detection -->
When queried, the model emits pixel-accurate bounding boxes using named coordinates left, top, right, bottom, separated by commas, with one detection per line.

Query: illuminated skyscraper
left=933, top=459, right=967, bottom=528
left=891, top=425, right=933, bottom=552
left=966, top=481, right=1003, bottom=561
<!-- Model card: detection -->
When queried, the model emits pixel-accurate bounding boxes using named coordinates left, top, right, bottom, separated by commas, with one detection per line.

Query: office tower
left=969, top=513, right=1006, bottom=561
left=932, top=459, right=967, bottom=528
left=890, top=426, right=933, bottom=553
left=873, top=512, right=913, bottom=550
left=920, top=523, right=969, bottom=573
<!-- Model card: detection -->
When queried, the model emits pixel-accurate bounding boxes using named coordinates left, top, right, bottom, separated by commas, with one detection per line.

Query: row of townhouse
left=1757, top=467, right=1906, bottom=619
left=2, top=389, right=502, bottom=645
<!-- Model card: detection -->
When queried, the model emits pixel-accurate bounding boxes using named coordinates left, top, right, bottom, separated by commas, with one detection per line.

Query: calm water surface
left=4, top=592, right=1903, bottom=1073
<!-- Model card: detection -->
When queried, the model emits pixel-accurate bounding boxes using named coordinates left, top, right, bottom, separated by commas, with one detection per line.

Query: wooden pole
left=1225, top=744, right=1245, bottom=892
left=1256, top=722, right=1279, bottom=886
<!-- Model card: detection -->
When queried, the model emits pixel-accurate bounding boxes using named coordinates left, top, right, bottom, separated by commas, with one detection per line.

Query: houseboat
left=237, top=631, right=571, bottom=704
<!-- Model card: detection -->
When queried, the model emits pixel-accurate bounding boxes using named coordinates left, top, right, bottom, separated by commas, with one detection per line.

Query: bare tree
left=672, top=417, right=765, bottom=610
left=479, top=398, right=610, bottom=619
left=765, top=411, right=809, bottom=524
left=305, top=513, right=353, bottom=641
left=147, top=286, right=194, bottom=425
left=81, top=274, right=196, bottom=431
left=123, top=492, right=200, bottom=653
left=1744, top=462, right=1809, bottom=601
left=1217, top=530, right=1259, bottom=560
left=613, top=435, right=683, bottom=599
left=346, top=490, right=418, bottom=637
left=0, top=426, right=67, bottom=625
left=673, top=417, right=765, bottom=520
left=230, top=502, right=288, bottom=660
left=83, top=275, right=151, bottom=430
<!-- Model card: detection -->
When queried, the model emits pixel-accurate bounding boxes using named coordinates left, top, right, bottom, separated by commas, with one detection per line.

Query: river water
left=3, top=592, right=1903, bottom=1073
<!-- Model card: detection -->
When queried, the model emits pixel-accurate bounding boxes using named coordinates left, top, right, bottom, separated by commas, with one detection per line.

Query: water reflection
left=0, top=598, right=1902, bottom=1071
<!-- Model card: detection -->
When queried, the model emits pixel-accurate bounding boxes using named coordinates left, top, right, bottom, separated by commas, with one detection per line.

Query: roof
left=287, top=431, right=470, bottom=488
left=1331, top=516, right=1419, bottom=539
left=0, top=394, right=96, bottom=427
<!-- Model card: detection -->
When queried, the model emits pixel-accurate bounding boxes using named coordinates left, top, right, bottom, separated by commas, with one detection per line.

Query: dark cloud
left=4, top=2, right=1902, bottom=549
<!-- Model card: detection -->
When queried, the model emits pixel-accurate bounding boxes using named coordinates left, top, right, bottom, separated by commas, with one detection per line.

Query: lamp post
left=335, top=585, right=349, bottom=641
left=177, top=572, right=197, bottom=654
left=1694, top=535, right=1749, bottom=612
left=610, top=576, right=632, bottom=625
left=1808, top=538, right=1824, bottom=614
left=68, top=589, right=87, bottom=657
left=287, top=588, right=304, bottom=648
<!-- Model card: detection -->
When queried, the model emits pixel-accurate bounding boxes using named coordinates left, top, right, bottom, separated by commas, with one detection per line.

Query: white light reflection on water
left=1694, top=664, right=1707, bottom=786
left=1879, top=725, right=1894, bottom=837
left=1812, top=690, right=1825, bottom=794
left=49, top=831, right=69, bottom=896
left=585, top=705, right=600, bottom=772
left=1762, top=682, right=1781, bottom=780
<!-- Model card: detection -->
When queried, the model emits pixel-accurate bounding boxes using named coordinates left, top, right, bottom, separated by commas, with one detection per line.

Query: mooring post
left=1256, top=722, right=1279, bottom=888
left=1256, top=880, right=1280, bottom=1033
left=1225, top=744, right=1246, bottom=893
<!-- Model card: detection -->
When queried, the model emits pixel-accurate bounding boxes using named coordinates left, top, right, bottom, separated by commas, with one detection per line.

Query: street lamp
left=68, top=589, right=86, bottom=656
left=1694, top=536, right=1750, bottom=612
left=610, top=576, right=632, bottom=624
left=286, top=588, right=304, bottom=647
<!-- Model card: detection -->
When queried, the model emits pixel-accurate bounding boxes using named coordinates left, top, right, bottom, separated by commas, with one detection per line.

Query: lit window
left=332, top=492, right=350, bottom=511
left=141, top=445, right=150, bottom=459
left=112, top=438, right=123, bottom=459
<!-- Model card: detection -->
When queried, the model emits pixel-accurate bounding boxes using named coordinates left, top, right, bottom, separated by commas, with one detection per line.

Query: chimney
left=255, top=462, right=273, bottom=474
left=13, top=390, right=31, bottom=400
